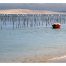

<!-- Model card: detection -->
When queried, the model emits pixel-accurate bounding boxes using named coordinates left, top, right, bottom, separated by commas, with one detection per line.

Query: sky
left=0, top=3, right=66, bottom=12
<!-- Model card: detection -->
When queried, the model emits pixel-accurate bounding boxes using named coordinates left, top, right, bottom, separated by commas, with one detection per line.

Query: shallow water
left=0, top=24, right=66, bottom=62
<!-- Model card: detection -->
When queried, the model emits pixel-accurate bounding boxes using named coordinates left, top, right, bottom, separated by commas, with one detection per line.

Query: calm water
left=0, top=24, right=66, bottom=62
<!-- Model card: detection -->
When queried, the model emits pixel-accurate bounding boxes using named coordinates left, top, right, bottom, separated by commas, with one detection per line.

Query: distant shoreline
left=0, top=9, right=65, bottom=14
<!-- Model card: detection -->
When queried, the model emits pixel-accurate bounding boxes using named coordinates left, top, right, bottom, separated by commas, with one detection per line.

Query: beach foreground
left=0, top=54, right=66, bottom=63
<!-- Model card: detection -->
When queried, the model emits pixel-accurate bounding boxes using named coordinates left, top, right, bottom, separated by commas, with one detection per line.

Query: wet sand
left=16, top=55, right=66, bottom=63
left=0, top=54, right=66, bottom=63
left=0, top=47, right=66, bottom=63
left=0, top=55, right=55, bottom=63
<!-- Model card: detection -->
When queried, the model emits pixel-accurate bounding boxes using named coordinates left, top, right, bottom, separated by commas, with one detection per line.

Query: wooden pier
left=0, top=14, right=66, bottom=29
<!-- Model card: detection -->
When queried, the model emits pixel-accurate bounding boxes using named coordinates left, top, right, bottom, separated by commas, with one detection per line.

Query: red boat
left=52, top=23, right=61, bottom=29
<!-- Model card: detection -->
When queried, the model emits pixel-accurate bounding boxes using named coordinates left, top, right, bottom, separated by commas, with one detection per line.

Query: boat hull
left=52, top=23, right=61, bottom=29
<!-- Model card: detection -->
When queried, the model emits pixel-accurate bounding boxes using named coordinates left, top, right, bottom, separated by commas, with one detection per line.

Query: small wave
left=48, top=55, right=66, bottom=61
